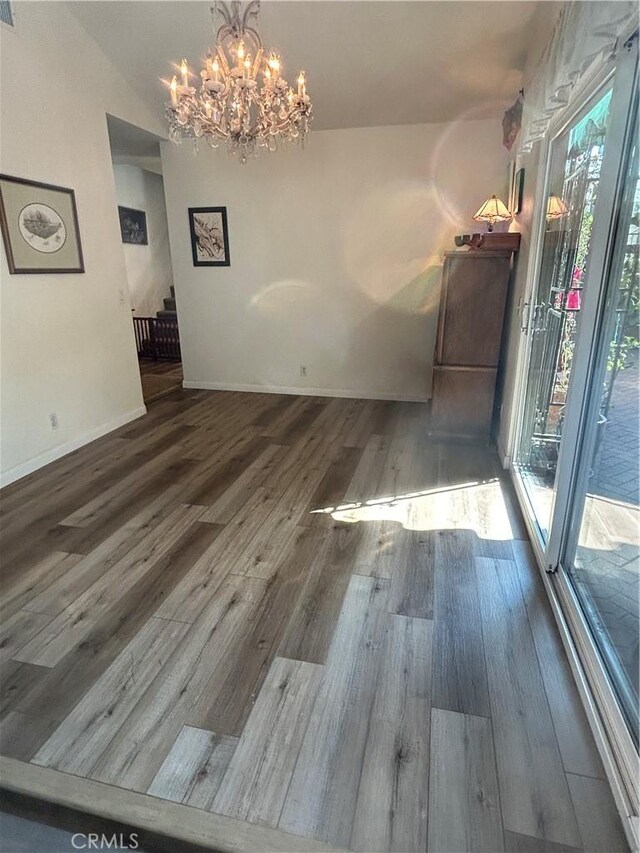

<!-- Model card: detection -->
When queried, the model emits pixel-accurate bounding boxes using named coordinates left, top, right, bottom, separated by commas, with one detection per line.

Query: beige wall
left=0, top=2, right=165, bottom=484
left=113, top=165, right=173, bottom=317
left=162, top=119, right=509, bottom=402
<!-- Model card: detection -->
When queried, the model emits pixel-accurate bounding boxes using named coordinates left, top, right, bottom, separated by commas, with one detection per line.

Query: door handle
left=520, top=300, right=531, bottom=333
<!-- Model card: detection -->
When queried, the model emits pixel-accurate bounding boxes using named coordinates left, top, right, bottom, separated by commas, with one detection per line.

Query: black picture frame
left=0, top=173, right=85, bottom=274
left=118, top=206, right=148, bottom=245
left=514, top=168, right=525, bottom=214
left=188, top=206, right=230, bottom=267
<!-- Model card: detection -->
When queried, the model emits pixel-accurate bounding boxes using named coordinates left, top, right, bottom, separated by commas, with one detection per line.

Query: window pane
left=567, top=126, right=639, bottom=735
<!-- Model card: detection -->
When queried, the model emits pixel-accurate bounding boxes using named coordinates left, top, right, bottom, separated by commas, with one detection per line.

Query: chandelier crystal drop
left=165, top=1, right=312, bottom=163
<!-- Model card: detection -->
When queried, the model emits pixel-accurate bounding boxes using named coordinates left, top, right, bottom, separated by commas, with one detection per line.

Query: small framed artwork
left=0, top=173, right=84, bottom=274
left=188, top=206, right=230, bottom=267
left=513, top=167, right=525, bottom=214
left=118, top=206, right=148, bottom=245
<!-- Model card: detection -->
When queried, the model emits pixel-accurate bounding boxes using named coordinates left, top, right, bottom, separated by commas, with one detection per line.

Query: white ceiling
left=71, top=1, right=542, bottom=131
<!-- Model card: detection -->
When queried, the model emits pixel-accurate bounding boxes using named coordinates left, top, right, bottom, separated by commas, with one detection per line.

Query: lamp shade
left=547, top=194, right=568, bottom=220
left=472, top=194, right=511, bottom=231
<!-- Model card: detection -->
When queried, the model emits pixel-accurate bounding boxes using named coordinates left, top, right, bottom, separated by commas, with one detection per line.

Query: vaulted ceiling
left=71, top=1, right=543, bottom=131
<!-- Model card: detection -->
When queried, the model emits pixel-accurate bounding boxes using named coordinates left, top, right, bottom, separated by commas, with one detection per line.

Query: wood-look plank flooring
left=0, top=389, right=627, bottom=852
left=138, top=358, right=183, bottom=404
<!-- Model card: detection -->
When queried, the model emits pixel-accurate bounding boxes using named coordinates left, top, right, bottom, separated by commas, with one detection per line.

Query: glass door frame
left=510, top=66, right=618, bottom=565
left=508, top=32, right=639, bottom=848
left=560, top=93, right=639, bottom=738
left=553, top=43, right=639, bottom=841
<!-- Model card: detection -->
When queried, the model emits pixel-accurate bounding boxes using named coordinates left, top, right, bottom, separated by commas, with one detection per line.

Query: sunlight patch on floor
left=312, top=478, right=515, bottom=541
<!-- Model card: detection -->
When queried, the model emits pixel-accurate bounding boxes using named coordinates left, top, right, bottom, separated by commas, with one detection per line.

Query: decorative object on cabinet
left=430, top=249, right=517, bottom=440
left=454, top=232, right=521, bottom=252
left=0, top=173, right=84, bottom=274
left=472, top=194, right=511, bottom=232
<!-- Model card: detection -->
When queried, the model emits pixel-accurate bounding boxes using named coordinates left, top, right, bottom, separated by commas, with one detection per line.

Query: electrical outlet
left=300, top=365, right=307, bottom=377
left=49, top=412, right=59, bottom=430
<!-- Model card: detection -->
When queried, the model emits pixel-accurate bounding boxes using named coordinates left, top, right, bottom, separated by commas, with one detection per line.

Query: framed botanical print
left=188, top=206, right=230, bottom=267
left=0, top=174, right=84, bottom=274
left=118, top=206, right=148, bottom=245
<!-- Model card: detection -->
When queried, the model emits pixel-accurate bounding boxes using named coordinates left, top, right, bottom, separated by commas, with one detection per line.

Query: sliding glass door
left=511, top=32, right=638, bottom=838
left=514, top=85, right=614, bottom=543
left=562, top=111, right=639, bottom=737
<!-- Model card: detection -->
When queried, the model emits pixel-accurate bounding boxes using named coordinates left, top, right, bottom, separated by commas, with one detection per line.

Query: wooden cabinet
left=430, top=251, right=512, bottom=440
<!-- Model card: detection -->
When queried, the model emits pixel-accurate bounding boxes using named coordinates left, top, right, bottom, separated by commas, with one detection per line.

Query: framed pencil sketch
left=188, top=206, right=230, bottom=267
left=118, top=206, right=148, bottom=245
left=0, top=173, right=84, bottom=274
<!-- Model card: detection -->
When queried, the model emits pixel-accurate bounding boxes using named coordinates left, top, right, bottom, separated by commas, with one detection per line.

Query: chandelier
left=165, top=1, right=312, bottom=163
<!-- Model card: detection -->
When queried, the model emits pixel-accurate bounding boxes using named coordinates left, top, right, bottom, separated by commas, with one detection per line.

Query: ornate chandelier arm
left=211, top=1, right=234, bottom=29
left=239, top=0, right=262, bottom=48
left=239, top=1, right=261, bottom=32
left=212, top=1, right=262, bottom=50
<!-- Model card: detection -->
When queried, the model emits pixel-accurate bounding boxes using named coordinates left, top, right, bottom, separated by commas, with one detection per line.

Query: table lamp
left=472, top=194, right=511, bottom=232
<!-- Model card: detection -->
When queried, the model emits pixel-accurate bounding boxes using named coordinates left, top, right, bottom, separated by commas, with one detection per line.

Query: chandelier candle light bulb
left=165, top=1, right=312, bottom=161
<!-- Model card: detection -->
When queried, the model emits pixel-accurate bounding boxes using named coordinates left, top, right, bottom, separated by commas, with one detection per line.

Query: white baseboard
left=183, top=379, right=430, bottom=404
left=0, top=405, right=147, bottom=488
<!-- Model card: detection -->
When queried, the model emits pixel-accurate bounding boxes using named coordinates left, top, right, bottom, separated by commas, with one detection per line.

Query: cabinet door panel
left=438, top=256, right=510, bottom=367
left=430, top=367, right=496, bottom=438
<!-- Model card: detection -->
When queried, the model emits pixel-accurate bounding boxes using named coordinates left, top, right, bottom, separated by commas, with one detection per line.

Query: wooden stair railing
left=133, top=316, right=181, bottom=360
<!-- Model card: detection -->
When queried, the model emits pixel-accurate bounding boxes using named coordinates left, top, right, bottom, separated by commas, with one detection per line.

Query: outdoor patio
left=575, top=358, right=639, bottom=698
